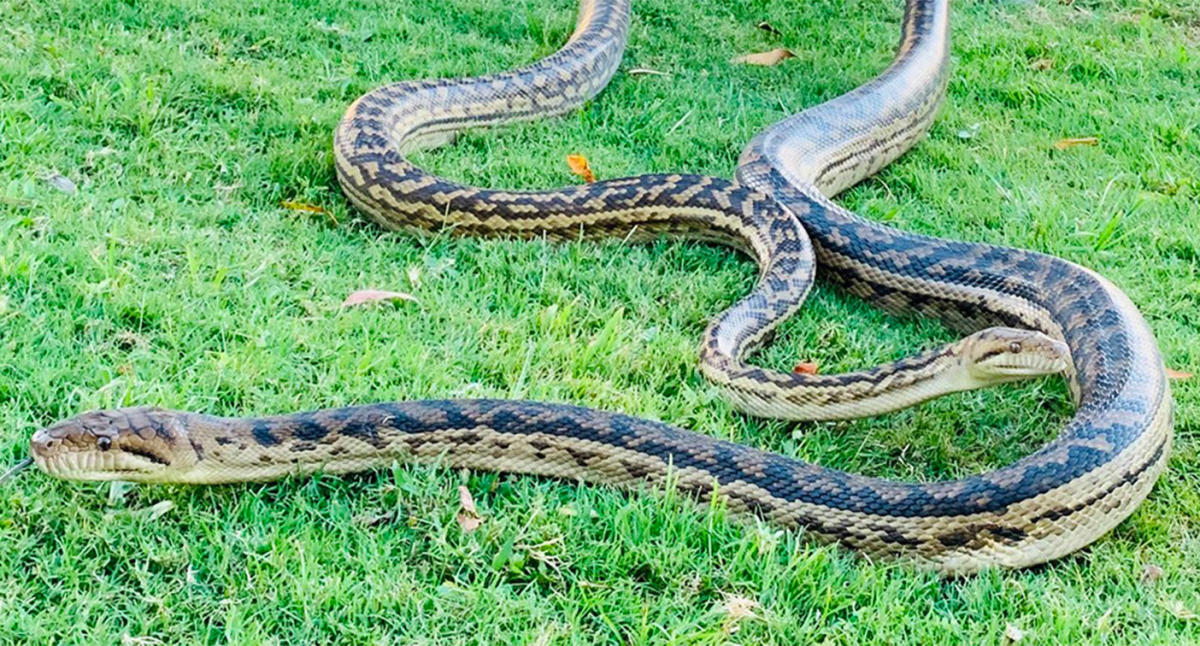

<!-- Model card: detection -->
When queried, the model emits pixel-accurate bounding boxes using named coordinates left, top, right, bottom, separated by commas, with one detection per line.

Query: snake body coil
left=32, top=0, right=1171, bottom=573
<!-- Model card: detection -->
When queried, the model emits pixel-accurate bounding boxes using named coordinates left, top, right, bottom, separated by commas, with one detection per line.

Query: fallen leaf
left=355, top=510, right=397, bottom=527
left=1004, top=623, right=1026, bottom=643
left=1162, top=599, right=1198, bottom=621
left=793, top=361, right=820, bottom=375
left=720, top=594, right=761, bottom=634
left=456, top=485, right=483, bottom=532
left=282, top=200, right=338, bottom=226
left=143, top=500, right=174, bottom=521
left=756, top=21, right=781, bottom=35
left=628, top=67, right=668, bottom=76
left=1141, top=563, right=1165, bottom=584
left=566, top=154, right=596, bottom=183
left=1054, top=136, right=1099, bottom=150
left=957, top=123, right=982, bottom=140
left=732, top=48, right=795, bottom=66
left=42, top=171, right=77, bottom=195
left=1166, top=368, right=1193, bottom=380
left=281, top=200, right=327, bottom=213
left=1028, top=58, right=1054, bottom=71
left=342, top=289, right=419, bottom=307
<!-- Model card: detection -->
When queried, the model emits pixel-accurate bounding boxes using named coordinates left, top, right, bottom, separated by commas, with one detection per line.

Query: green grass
left=1, top=0, right=1198, bottom=642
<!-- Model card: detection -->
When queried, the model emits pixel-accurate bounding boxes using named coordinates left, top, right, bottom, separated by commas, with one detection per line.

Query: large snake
left=25, top=0, right=1172, bottom=573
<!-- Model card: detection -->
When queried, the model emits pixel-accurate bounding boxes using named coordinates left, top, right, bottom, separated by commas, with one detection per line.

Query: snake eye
left=1009, top=341, right=1022, bottom=353
left=97, top=436, right=112, bottom=452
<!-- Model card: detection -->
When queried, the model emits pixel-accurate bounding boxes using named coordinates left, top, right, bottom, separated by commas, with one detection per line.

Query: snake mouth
left=987, top=363, right=1065, bottom=378
left=32, top=452, right=165, bottom=482
left=30, top=427, right=171, bottom=482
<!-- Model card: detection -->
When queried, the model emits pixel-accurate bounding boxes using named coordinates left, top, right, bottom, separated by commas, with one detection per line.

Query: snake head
left=31, top=407, right=197, bottom=482
left=962, top=327, right=1070, bottom=383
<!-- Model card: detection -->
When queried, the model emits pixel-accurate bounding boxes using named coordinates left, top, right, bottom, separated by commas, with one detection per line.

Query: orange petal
left=566, top=154, right=596, bottom=183
left=793, top=361, right=820, bottom=375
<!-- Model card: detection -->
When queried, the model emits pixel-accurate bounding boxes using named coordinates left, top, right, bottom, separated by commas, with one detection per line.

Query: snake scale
left=28, top=0, right=1172, bottom=573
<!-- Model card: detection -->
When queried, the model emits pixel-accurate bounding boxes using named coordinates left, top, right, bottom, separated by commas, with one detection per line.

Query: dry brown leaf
left=757, top=21, right=781, bottom=35
left=1166, top=367, right=1193, bottom=380
left=1028, top=58, right=1054, bottom=71
left=456, top=485, right=483, bottom=532
left=793, top=361, right=820, bottom=375
left=732, top=48, right=795, bottom=66
left=1141, top=563, right=1165, bottom=584
left=566, top=154, right=596, bottom=183
left=341, top=289, right=419, bottom=307
left=628, top=67, right=668, bottom=76
left=1054, top=137, right=1099, bottom=150
left=454, top=512, right=482, bottom=533
left=1004, top=623, right=1026, bottom=643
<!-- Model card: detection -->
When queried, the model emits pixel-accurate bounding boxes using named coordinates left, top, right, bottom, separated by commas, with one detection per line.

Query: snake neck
left=740, top=0, right=951, bottom=197
left=699, top=335, right=990, bottom=421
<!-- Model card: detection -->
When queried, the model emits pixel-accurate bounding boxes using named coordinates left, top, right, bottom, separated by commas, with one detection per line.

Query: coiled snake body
left=30, top=0, right=1172, bottom=573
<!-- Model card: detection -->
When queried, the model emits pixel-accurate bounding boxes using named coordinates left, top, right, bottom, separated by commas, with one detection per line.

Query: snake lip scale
left=30, top=0, right=1171, bottom=574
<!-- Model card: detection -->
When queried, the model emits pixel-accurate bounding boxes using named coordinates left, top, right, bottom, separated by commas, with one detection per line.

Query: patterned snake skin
left=29, top=0, right=1172, bottom=573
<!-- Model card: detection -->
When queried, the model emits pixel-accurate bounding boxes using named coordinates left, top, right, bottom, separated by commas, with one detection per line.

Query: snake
left=25, top=0, right=1172, bottom=574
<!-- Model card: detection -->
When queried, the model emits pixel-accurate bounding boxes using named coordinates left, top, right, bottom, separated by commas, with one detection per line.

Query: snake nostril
left=30, top=432, right=53, bottom=457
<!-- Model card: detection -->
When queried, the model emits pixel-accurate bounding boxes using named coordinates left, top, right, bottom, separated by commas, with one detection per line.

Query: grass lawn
left=2, top=0, right=1198, bottom=642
